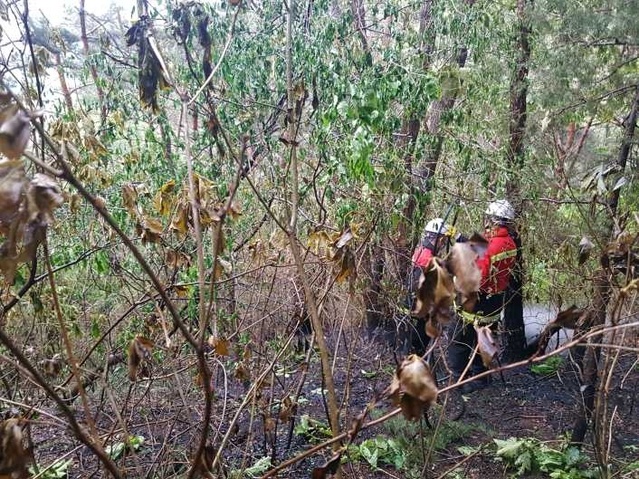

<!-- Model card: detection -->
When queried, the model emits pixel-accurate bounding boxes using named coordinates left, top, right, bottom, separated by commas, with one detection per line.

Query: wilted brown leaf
left=136, top=216, right=164, bottom=244
left=475, top=326, right=498, bottom=367
left=413, top=258, right=455, bottom=319
left=208, top=336, right=230, bottom=356
left=279, top=396, right=295, bottom=422
left=153, top=180, right=175, bottom=217
left=234, top=361, right=250, bottom=382
left=335, top=247, right=355, bottom=283
left=308, top=229, right=332, bottom=258
left=449, top=241, right=483, bottom=312
left=83, top=135, right=108, bottom=160
left=621, top=278, right=639, bottom=297
left=0, top=418, right=30, bottom=478
left=68, top=193, right=81, bottom=213
left=194, top=174, right=214, bottom=205
left=389, top=354, right=438, bottom=421
left=332, top=227, right=354, bottom=249
left=166, top=249, right=191, bottom=270
left=0, top=160, right=26, bottom=227
left=127, top=336, right=154, bottom=381
left=26, top=173, right=63, bottom=222
left=0, top=242, right=20, bottom=286
left=121, top=183, right=139, bottom=217
left=0, top=104, right=32, bottom=160
left=41, top=353, right=64, bottom=377
left=169, top=202, right=190, bottom=236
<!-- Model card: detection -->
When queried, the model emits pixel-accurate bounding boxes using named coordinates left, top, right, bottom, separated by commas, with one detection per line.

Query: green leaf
left=243, top=456, right=272, bottom=477
left=494, top=438, right=524, bottom=459
left=29, top=459, right=73, bottom=479
left=94, top=251, right=109, bottom=274
left=458, top=445, right=479, bottom=456
left=514, top=450, right=533, bottom=475
left=90, top=317, right=101, bottom=338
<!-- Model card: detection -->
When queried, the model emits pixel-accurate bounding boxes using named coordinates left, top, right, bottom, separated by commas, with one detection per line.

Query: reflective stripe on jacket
left=459, top=308, right=501, bottom=325
left=476, top=226, right=517, bottom=295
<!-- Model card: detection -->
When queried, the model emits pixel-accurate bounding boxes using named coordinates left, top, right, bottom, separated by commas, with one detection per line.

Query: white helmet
left=485, top=199, right=515, bottom=220
left=423, top=218, right=450, bottom=236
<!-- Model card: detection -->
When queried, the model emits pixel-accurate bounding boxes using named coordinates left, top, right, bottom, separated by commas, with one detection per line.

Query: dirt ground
left=280, top=331, right=639, bottom=479
left=23, top=327, right=639, bottom=479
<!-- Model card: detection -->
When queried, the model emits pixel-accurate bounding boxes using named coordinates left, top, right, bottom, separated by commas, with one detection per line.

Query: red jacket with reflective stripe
left=476, top=226, right=517, bottom=295
left=412, top=245, right=434, bottom=268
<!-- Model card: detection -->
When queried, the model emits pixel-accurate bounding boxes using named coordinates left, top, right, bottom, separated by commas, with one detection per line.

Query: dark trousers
left=447, top=293, right=504, bottom=379
left=410, top=317, right=430, bottom=357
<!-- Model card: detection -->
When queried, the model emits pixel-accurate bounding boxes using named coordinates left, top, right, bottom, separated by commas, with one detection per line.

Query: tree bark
left=503, top=0, right=531, bottom=361
left=79, top=0, right=107, bottom=124
left=571, top=82, right=639, bottom=446
left=364, top=244, right=387, bottom=336
left=54, top=52, right=73, bottom=113
left=350, top=0, right=371, bottom=65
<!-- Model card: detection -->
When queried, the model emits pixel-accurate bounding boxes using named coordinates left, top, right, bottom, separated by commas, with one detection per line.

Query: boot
left=460, top=375, right=491, bottom=394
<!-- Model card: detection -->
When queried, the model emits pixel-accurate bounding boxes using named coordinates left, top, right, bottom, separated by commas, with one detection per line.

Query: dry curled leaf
left=0, top=166, right=62, bottom=286
left=153, top=180, right=176, bottom=217
left=41, top=353, right=64, bottom=377
left=169, top=202, right=190, bottom=237
left=332, top=227, right=353, bottom=249
left=136, top=216, right=164, bottom=244
left=389, top=354, right=438, bottom=421
left=127, top=336, right=154, bottom=381
left=308, top=229, right=332, bottom=258
left=0, top=160, right=25, bottom=227
left=334, top=247, right=355, bottom=283
left=449, top=235, right=488, bottom=312
left=413, top=257, right=455, bottom=320
left=279, top=396, right=295, bottom=422
left=0, top=417, right=30, bottom=478
left=121, top=183, right=140, bottom=218
left=27, top=173, right=63, bottom=222
left=475, top=325, right=498, bottom=368
left=234, top=361, right=250, bottom=382
left=207, top=336, right=230, bottom=356
left=0, top=104, right=33, bottom=160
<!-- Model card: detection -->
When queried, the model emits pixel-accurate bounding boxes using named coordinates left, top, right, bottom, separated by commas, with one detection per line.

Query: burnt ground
left=22, top=328, right=639, bottom=479
left=279, top=331, right=639, bottom=479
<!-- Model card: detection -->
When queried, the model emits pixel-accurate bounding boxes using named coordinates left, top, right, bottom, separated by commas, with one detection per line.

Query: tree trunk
left=54, top=52, right=73, bottom=114
left=503, top=0, right=531, bottom=361
left=79, top=0, right=107, bottom=125
left=364, top=244, right=387, bottom=336
left=571, top=82, right=639, bottom=445
left=350, top=0, right=371, bottom=65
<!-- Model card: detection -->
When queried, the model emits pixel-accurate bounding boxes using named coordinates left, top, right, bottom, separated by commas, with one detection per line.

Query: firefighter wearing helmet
left=412, top=218, right=451, bottom=268
left=448, top=199, right=519, bottom=393
left=408, top=217, right=452, bottom=356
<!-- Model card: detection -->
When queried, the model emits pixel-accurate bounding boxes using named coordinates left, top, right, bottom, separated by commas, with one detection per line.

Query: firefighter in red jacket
left=448, top=199, right=519, bottom=392
left=409, top=217, right=451, bottom=355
